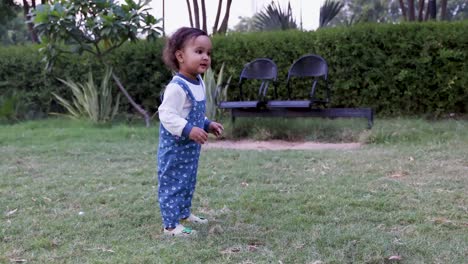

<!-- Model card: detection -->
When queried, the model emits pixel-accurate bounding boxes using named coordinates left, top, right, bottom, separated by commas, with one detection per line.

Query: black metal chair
left=218, top=58, right=278, bottom=109
left=267, top=54, right=330, bottom=109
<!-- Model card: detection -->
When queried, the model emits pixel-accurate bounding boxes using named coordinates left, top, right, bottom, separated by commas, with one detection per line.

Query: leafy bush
left=203, top=63, right=231, bottom=121
left=0, top=21, right=466, bottom=119
left=213, top=21, right=468, bottom=116
left=53, top=67, right=120, bottom=124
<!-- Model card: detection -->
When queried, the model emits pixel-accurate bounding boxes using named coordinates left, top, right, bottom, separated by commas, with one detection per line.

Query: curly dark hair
left=162, top=27, right=208, bottom=71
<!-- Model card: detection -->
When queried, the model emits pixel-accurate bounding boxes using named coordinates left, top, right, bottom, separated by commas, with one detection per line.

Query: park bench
left=218, top=54, right=374, bottom=128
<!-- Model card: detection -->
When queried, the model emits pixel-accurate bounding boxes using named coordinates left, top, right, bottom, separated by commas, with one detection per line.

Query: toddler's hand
left=209, top=122, right=224, bottom=137
left=189, top=127, right=208, bottom=144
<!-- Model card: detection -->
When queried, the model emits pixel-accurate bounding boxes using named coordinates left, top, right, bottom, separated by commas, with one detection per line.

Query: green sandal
left=163, top=224, right=197, bottom=237
left=181, top=214, right=208, bottom=224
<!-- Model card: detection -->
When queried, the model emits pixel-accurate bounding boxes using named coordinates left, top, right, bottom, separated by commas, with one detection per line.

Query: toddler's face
left=177, top=35, right=212, bottom=80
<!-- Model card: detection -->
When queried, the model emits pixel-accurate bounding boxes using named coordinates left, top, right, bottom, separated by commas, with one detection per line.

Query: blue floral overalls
left=157, top=77, right=206, bottom=229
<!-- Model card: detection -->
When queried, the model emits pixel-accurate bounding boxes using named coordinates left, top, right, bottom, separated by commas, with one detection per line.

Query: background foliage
left=0, top=21, right=466, bottom=120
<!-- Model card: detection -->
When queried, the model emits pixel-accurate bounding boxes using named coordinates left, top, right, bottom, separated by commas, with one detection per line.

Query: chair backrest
left=286, top=54, right=330, bottom=102
left=287, top=54, right=328, bottom=80
left=238, top=58, right=278, bottom=100
left=240, top=58, right=278, bottom=81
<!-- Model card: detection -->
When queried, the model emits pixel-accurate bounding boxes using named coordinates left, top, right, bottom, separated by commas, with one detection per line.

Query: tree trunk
left=212, top=0, right=223, bottom=34
left=408, top=0, right=416, bottom=21
left=186, top=0, right=193, bottom=27
left=192, top=0, right=200, bottom=29
left=112, top=73, right=150, bottom=127
left=399, top=0, right=407, bottom=21
left=428, top=0, right=436, bottom=19
left=23, top=0, right=39, bottom=43
left=201, top=0, right=207, bottom=32
left=217, top=0, right=232, bottom=34
left=424, top=0, right=430, bottom=20
left=162, top=0, right=165, bottom=36
left=440, top=0, right=447, bottom=20
left=418, top=0, right=425, bottom=21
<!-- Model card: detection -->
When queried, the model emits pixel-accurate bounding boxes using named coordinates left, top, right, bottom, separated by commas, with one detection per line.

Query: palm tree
left=319, top=0, right=344, bottom=28
left=253, top=1, right=297, bottom=31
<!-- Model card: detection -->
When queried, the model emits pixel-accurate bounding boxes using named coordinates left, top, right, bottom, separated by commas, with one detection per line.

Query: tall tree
left=330, top=0, right=465, bottom=25
left=22, top=0, right=39, bottom=43
left=185, top=0, right=194, bottom=27
left=216, top=0, right=232, bottom=34
left=231, top=16, right=255, bottom=32
left=445, top=0, right=467, bottom=20
left=192, top=0, right=200, bottom=29
left=330, top=0, right=401, bottom=26
left=201, top=0, right=207, bottom=32
left=398, top=0, right=451, bottom=21
left=408, top=0, right=416, bottom=20
left=440, top=0, right=447, bottom=20
left=185, top=0, right=233, bottom=34
left=0, top=0, right=20, bottom=44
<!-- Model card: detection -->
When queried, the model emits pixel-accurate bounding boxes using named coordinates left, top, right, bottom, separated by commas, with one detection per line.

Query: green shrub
left=52, top=66, right=120, bottom=124
left=0, top=21, right=466, bottom=119
left=213, top=21, right=468, bottom=116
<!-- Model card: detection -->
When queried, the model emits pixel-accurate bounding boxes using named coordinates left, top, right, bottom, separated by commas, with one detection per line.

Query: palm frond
left=254, top=1, right=297, bottom=31
left=319, top=0, right=344, bottom=28
left=54, top=67, right=119, bottom=124
left=203, top=63, right=230, bottom=120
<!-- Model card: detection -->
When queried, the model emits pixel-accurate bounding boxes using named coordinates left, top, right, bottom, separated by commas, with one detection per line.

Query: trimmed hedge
left=213, top=21, right=468, bottom=116
left=0, top=21, right=467, bottom=119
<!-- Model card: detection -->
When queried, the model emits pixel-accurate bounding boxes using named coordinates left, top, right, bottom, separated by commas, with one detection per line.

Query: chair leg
left=231, top=110, right=236, bottom=124
left=367, top=110, right=374, bottom=129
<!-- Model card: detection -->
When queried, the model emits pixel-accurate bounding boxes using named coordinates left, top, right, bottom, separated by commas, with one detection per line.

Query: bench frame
left=225, top=107, right=374, bottom=129
left=218, top=55, right=374, bottom=129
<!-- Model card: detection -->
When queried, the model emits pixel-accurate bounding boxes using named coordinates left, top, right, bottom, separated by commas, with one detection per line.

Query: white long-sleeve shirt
left=158, top=74, right=210, bottom=137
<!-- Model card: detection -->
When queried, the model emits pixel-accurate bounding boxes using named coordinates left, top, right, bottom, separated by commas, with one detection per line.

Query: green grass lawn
left=1, top=118, right=467, bottom=263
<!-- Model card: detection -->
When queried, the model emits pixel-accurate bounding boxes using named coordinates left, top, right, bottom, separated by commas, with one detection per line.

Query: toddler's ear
left=175, top=50, right=184, bottom=63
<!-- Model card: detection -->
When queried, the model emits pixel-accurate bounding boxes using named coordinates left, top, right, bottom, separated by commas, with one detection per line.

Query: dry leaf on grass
left=208, top=224, right=224, bottom=235
left=220, top=246, right=241, bottom=254
left=388, top=255, right=402, bottom=260
left=9, top=259, right=27, bottom=263
left=432, top=217, right=453, bottom=225
left=388, top=170, right=409, bottom=178
left=247, top=245, right=258, bottom=252
left=84, top=247, right=115, bottom=253
left=6, top=209, right=18, bottom=217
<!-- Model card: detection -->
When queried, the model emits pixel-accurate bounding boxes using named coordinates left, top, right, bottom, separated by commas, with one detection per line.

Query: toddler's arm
left=158, top=84, right=189, bottom=136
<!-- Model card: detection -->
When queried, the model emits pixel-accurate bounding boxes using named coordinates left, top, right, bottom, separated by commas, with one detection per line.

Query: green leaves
left=253, top=1, right=298, bottom=31
left=203, top=63, right=231, bottom=120
left=53, top=66, right=120, bottom=123
left=32, top=0, right=162, bottom=70
left=319, top=0, right=344, bottom=28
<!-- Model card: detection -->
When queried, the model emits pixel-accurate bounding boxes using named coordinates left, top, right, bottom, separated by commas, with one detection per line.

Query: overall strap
left=171, top=78, right=196, bottom=102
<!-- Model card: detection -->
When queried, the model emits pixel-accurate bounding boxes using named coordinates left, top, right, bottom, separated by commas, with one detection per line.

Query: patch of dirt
left=203, top=139, right=361, bottom=151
